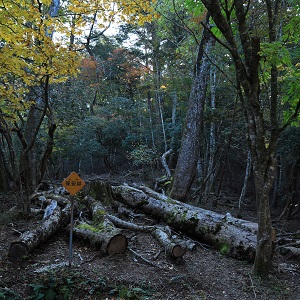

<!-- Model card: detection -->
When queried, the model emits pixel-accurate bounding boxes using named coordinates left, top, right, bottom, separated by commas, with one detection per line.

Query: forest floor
left=0, top=175, right=300, bottom=300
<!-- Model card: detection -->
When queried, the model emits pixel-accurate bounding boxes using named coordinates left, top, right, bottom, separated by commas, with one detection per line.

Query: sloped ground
left=0, top=191, right=300, bottom=300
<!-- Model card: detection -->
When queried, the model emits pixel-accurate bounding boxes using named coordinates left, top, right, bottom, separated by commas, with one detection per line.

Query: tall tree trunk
left=252, top=155, right=276, bottom=276
left=0, top=119, right=17, bottom=189
left=147, top=92, right=156, bottom=149
left=149, top=21, right=167, bottom=153
left=157, top=92, right=168, bottom=152
left=237, top=151, right=252, bottom=218
left=169, top=91, right=178, bottom=151
left=170, top=15, right=213, bottom=201
left=200, top=0, right=280, bottom=277
left=17, top=0, right=61, bottom=215
left=205, top=67, right=217, bottom=198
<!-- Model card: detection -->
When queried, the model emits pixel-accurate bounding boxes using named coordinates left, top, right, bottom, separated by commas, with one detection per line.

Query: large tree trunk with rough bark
left=200, top=0, right=289, bottom=277
left=8, top=203, right=71, bottom=259
left=170, top=14, right=213, bottom=201
left=112, top=184, right=258, bottom=261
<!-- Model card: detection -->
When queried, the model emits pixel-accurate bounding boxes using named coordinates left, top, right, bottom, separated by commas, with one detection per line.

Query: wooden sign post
left=62, top=172, right=85, bottom=267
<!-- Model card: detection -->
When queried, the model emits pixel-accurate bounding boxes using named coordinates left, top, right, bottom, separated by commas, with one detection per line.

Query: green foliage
left=281, top=69, right=300, bottom=124
left=109, top=285, right=152, bottom=300
left=0, top=268, right=153, bottom=300
left=0, top=287, right=23, bottom=300
left=29, top=274, right=74, bottom=300
left=210, top=26, right=223, bottom=40
left=260, top=42, right=292, bottom=67
left=219, top=243, right=230, bottom=255
left=77, top=222, right=104, bottom=233
left=95, top=118, right=127, bottom=153
left=184, top=0, right=205, bottom=16
left=281, top=3, right=300, bottom=44
left=127, top=144, right=157, bottom=167
left=277, top=126, right=300, bottom=165
left=77, top=277, right=107, bottom=296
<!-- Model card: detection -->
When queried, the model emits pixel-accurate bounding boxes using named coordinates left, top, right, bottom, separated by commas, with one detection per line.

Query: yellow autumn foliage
left=0, top=0, right=156, bottom=121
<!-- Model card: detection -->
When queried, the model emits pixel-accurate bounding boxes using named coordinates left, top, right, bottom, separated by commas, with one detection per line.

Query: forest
left=1, top=0, right=300, bottom=299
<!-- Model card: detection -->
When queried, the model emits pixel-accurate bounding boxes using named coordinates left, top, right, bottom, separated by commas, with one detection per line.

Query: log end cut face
left=8, top=242, right=29, bottom=259
left=172, top=245, right=186, bottom=258
left=107, top=234, right=128, bottom=255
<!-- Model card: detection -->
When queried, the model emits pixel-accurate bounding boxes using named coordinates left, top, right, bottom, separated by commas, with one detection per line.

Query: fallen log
left=112, top=184, right=258, bottom=261
left=73, top=196, right=128, bottom=255
left=277, top=246, right=300, bottom=259
left=152, top=227, right=186, bottom=258
left=8, top=204, right=71, bottom=259
left=104, top=213, right=186, bottom=258
left=73, top=223, right=128, bottom=255
left=30, top=190, right=69, bottom=208
left=106, top=214, right=155, bottom=233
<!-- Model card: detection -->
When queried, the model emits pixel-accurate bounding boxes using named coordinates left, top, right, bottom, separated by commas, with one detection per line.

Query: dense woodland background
left=1, top=0, right=300, bottom=280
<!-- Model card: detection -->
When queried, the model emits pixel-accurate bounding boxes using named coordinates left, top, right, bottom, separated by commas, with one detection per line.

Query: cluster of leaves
left=0, top=268, right=152, bottom=300
left=29, top=275, right=74, bottom=300
left=127, top=144, right=158, bottom=167
left=260, top=41, right=300, bottom=124
left=0, top=0, right=79, bottom=121
left=277, top=126, right=300, bottom=165
left=0, top=0, right=157, bottom=121
left=0, top=287, right=24, bottom=300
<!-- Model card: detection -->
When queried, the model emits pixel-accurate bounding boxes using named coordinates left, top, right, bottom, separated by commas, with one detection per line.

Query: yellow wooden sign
left=62, top=171, right=85, bottom=195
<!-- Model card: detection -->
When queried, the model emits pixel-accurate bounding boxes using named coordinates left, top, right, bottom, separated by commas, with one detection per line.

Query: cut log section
left=8, top=204, right=71, bottom=259
left=75, top=195, right=128, bottom=255
left=73, top=223, right=128, bottom=255
left=112, top=184, right=259, bottom=261
left=152, top=228, right=186, bottom=258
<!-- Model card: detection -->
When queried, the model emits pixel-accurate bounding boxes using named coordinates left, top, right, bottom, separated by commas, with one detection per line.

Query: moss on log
left=112, top=184, right=258, bottom=262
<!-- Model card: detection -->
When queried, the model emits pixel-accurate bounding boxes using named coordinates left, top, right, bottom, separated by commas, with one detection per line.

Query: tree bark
left=73, top=224, right=128, bottom=256
left=105, top=214, right=185, bottom=258
left=152, top=228, right=186, bottom=258
left=106, top=214, right=155, bottom=232
left=76, top=195, right=128, bottom=255
left=205, top=66, right=217, bottom=199
left=237, top=151, right=252, bottom=218
left=112, top=184, right=258, bottom=261
left=161, top=149, right=173, bottom=179
left=200, top=0, right=282, bottom=277
left=170, top=13, right=213, bottom=201
left=8, top=204, right=71, bottom=259
left=277, top=246, right=300, bottom=259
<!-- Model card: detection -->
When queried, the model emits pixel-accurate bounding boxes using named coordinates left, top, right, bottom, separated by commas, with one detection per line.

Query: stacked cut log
left=152, top=227, right=186, bottom=258
left=8, top=203, right=71, bottom=259
left=7, top=182, right=260, bottom=262
left=105, top=214, right=186, bottom=258
left=74, top=195, right=128, bottom=255
left=112, top=184, right=259, bottom=262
